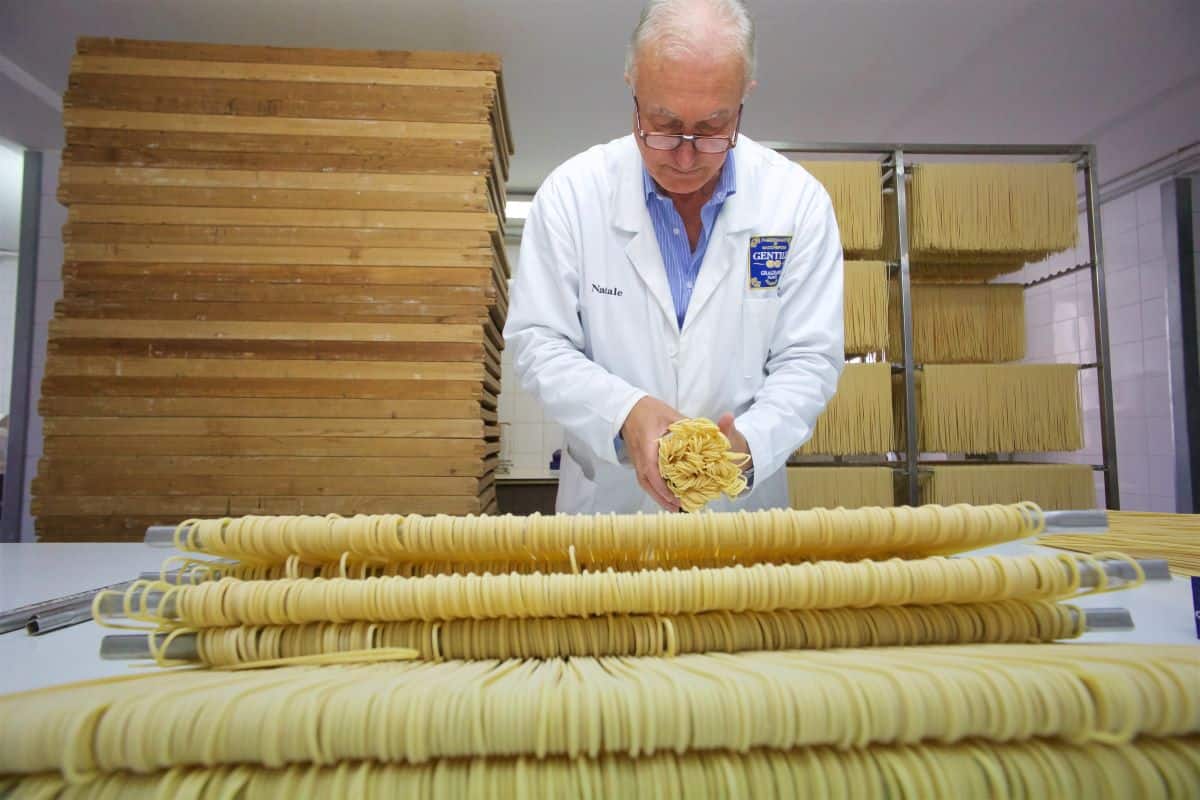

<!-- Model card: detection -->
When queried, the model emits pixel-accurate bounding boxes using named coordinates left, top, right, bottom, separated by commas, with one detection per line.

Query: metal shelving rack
left=767, top=142, right=1120, bottom=509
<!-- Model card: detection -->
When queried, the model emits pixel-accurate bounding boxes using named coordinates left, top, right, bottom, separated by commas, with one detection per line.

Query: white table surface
left=1, top=540, right=1196, bottom=696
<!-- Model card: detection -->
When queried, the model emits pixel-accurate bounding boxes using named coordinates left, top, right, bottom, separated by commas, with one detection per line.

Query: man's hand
left=620, top=396, right=684, bottom=511
left=717, top=412, right=753, bottom=471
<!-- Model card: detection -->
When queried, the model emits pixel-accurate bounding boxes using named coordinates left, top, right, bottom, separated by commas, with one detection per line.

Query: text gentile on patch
left=748, top=236, right=791, bottom=290
left=591, top=283, right=623, bottom=297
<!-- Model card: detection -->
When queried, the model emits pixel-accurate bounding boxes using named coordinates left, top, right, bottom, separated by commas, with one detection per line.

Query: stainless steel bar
left=1043, top=509, right=1108, bottom=533
left=27, top=605, right=96, bottom=635
left=1085, top=146, right=1121, bottom=509
left=145, top=525, right=182, bottom=547
left=1075, top=558, right=1171, bottom=584
left=95, top=558, right=1169, bottom=622
left=762, top=141, right=1088, bottom=157
left=894, top=149, right=920, bottom=506
left=100, top=633, right=200, bottom=662
left=1077, top=607, right=1135, bottom=631
left=97, top=604, right=1140, bottom=663
left=96, top=589, right=175, bottom=619
left=0, top=581, right=134, bottom=634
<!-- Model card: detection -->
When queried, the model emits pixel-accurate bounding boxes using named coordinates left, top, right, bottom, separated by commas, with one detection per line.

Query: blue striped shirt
left=643, top=156, right=737, bottom=328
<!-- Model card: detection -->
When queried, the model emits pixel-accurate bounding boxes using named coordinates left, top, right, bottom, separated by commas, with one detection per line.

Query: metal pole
left=96, top=604, right=1140, bottom=662
left=1, top=151, right=42, bottom=542
left=1084, top=146, right=1121, bottom=509
left=93, top=557, right=1172, bottom=622
left=893, top=150, right=920, bottom=505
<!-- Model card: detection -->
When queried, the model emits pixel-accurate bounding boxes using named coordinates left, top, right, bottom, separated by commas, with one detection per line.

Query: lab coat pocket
left=741, top=296, right=781, bottom=380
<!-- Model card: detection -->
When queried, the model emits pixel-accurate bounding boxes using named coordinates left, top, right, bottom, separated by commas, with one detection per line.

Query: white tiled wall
left=496, top=240, right=563, bottom=479
left=1020, top=182, right=1173, bottom=511
left=19, top=149, right=63, bottom=540
left=0, top=254, right=18, bottom=419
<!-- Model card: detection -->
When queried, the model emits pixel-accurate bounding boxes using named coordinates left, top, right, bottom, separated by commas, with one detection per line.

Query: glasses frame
left=633, top=96, right=743, bottom=154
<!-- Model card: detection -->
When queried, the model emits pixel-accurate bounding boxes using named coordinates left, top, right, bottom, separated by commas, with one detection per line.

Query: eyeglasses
left=633, top=96, right=742, bottom=154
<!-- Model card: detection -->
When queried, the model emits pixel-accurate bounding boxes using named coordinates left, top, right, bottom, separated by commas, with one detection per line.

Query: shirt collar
left=643, top=149, right=737, bottom=205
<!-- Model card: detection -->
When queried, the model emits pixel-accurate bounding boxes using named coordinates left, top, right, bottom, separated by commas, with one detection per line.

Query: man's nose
left=673, top=139, right=697, bottom=168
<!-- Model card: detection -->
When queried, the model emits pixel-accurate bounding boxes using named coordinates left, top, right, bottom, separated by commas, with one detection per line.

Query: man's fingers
left=637, top=470, right=677, bottom=511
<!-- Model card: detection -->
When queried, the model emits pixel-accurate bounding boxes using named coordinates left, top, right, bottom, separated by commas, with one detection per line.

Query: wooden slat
left=51, top=319, right=484, bottom=343
left=65, top=109, right=492, bottom=143
left=76, top=39, right=503, bottom=73
left=35, top=473, right=484, bottom=497
left=56, top=299, right=490, bottom=325
left=46, top=356, right=486, bottom=381
left=40, top=455, right=497, bottom=478
left=40, top=377, right=488, bottom=400
left=65, top=243, right=495, bottom=266
left=60, top=185, right=490, bottom=212
left=61, top=165, right=486, bottom=192
left=68, top=204, right=497, bottom=230
left=34, top=494, right=489, bottom=516
left=64, top=222, right=492, bottom=248
left=44, top=417, right=488, bottom=438
left=71, top=55, right=497, bottom=89
left=63, top=280, right=494, bottom=305
left=64, top=144, right=489, bottom=175
left=64, top=263, right=494, bottom=288
left=42, top=436, right=499, bottom=458
left=50, top=338, right=486, bottom=363
left=40, top=396, right=485, bottom=420
left=67, top=128, right=495, bottom=163
left=66, top=74, right=494, bottom=123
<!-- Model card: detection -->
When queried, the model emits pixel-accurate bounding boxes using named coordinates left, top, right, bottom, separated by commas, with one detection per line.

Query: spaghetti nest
left=658, top=418, right=751, bottom=512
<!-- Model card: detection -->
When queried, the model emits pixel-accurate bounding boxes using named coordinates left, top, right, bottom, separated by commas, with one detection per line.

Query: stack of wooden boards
left=788, top=158, right=1093, bottom=510
left=33, top=38, right=514, bottom=540
left=3, top=504, right=1198, bottom=797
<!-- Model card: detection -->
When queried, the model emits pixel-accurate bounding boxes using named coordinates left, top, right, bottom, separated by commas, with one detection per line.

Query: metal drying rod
left=145, top=509, right=1114, bottom=549
left=94, top=557, right=1172, bottom=622
left=97, top=605, right=1138, bottom=663
left=0, top=580, right=135, bottom=636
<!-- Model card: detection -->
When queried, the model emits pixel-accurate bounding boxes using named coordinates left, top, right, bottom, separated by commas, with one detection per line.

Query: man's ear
left=742, top=79, right=758, bottom=101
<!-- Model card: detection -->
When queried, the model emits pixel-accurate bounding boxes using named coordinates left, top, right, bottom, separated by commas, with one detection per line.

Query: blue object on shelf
left=1191, top=576, right=1199, bottom=640
left=549, top=449, right=562, bottom=472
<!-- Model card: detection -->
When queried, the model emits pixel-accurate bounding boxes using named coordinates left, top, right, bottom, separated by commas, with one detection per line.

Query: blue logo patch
left=748, top=236, right=790, bottom=290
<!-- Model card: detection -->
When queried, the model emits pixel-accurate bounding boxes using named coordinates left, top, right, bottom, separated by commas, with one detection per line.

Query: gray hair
left=625, top=0, right=756, bottom=90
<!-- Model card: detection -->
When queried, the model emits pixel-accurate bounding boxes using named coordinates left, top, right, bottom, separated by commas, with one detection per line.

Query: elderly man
left=504, top=0, right=844, bottom=514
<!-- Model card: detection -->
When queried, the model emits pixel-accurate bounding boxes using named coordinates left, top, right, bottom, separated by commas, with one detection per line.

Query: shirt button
left=685, top=281, right=693, bottom=289
left=672, top=228, right=680, bottom=235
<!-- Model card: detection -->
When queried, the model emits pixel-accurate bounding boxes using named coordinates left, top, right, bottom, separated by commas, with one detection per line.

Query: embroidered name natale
left=591, top=284, right=623, bottom=297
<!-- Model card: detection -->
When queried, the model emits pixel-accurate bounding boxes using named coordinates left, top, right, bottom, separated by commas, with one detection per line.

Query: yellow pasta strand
left=658, top=418, right=750, bottom=512
left=910, top=163, right=1079, bottom=258
left=844, top=260, right=889, bottom=356
left=2, top=645, right=1195, bottom=777
left=112, top=552, right=1112, bottom=628
left=188, top=600, right=1084, bottom=665
left=899, top=365, right=1084, bottom=453
left=924, top=465, right=1097, bottom=510
left=1041, top=510, right=1200, bottom=576
left=169, top=502, right=1047, bottom=567
left=787, top=466, right=896, bottom=509
left=5, top=737, right=1197, bottom=800
left=799, top=160, right=884, bottom=256
left=797, top=363, right=893, bottom=455
left=889, top=283, right=1026, bottom=364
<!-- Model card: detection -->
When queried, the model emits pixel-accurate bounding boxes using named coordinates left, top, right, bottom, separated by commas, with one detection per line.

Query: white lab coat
left=504, top=134, right=844, bottom=514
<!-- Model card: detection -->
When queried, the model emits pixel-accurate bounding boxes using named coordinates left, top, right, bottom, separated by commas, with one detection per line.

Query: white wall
left=0, top=142, right=24, bottom=422
left=496, top=239, right=563, bottom=479
left=18, top=149, right=62, bottom=540
left=1021, top=182, right=1174, bottom=511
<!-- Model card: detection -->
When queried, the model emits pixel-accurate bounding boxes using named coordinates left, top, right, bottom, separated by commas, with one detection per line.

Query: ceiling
left=1, top=0, right=1197, bottom=188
